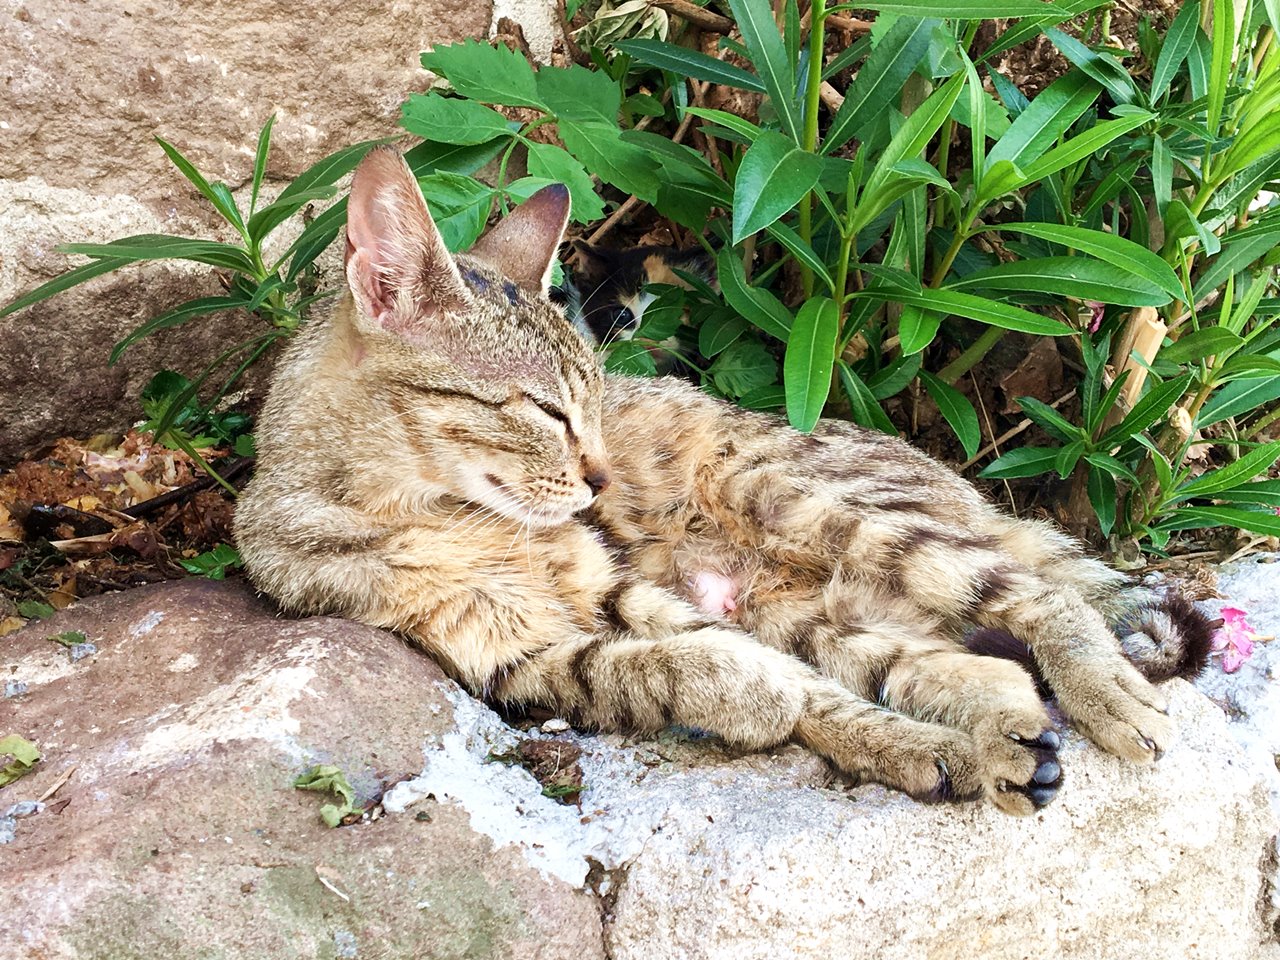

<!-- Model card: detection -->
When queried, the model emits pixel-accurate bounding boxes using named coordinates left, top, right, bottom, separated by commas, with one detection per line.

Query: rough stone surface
left=3, top=574, right=1277, bottom=959
left=0, top=580, right=604, bottom=960
left=0, top=0, right=501, bottom=465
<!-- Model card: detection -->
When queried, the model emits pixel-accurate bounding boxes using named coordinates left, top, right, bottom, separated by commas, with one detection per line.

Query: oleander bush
left=4, top=0, right=1279, bottom=552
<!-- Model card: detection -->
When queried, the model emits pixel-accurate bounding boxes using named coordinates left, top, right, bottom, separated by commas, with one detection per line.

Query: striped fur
left=237, top=149, right=1195, bottom=817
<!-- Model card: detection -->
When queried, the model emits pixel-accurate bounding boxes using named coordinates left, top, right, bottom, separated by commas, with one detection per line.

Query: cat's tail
left=967, top=591, right=1216, bottom=688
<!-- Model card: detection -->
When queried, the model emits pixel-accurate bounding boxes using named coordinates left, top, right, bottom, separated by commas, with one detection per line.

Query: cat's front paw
left=972, top=713, right=1063, bottom=816
left=1052, top=658, right=1173, bottom=762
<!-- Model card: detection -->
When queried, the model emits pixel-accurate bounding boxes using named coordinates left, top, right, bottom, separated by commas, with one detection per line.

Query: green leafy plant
left=293, top=764, right=360, bottom=827
left=178, top=543, right=243, bottom=580
left=0, top=735, right=40, bottom=789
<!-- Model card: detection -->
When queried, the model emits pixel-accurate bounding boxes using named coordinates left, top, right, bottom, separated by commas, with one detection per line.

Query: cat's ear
left=469, top=184, right=571, bottom=295
left=344, top=146, right=470, bottom=335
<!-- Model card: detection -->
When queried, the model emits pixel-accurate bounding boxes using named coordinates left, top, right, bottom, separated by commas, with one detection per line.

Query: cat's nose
left=583, top=464, right=612, bottom=497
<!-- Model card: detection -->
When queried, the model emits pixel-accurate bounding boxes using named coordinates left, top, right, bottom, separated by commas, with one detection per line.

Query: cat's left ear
left=469, top=184, right=571, bottom=295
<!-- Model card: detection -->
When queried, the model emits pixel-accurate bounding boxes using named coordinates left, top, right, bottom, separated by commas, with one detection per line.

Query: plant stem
left=1243, top=404, right=1280, bottom=439
left=797, top=0, right=827, bottom=299
left=937, top=325, right=1004, bottom=385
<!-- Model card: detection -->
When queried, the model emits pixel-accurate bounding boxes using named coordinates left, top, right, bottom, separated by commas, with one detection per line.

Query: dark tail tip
left=964, top=627, right=1053, bottom=698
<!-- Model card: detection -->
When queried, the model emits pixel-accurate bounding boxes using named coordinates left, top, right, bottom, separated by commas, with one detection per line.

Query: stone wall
left=0, top=0, right=514, bottom=465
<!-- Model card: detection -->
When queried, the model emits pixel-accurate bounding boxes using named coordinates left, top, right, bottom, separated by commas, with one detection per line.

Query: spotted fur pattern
left=237, top=148, right=1201, bottom=817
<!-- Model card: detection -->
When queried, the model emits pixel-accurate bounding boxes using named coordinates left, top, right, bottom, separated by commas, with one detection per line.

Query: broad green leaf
left=1100, top=373, right=1194, bottom=444
left=732, top=131, right=825, bottom=242
left=401, top=94, right=516, bottom=145
left=856, top=287, right=1070, bottom=336
left=417, top=173, right=494, bottom=251
left=62, top=236, right=256, bottom=274
left=989, top=222, right=1182, bottom=302
left=1151, top=2, right=1200, bottom=102
left=606, top=341, right=659, bottom=377
left=1168, top=441, right=1280, bottom=502
left=293, top=764, right=359, bottom=829
left=947, top=255, right=1171, bottom=306
left=728, top=0, right=801, bottom=141
left=868, top=352, right=922, bottom=399
left=535, top=64, right=621, bottom=124
left=617, top=40, right=766, bottom=91
left=784, top=297, right=839, bottom=432
left=739, top=384, right=787, bottom=409
left=709, top=339, right=779, bottom=397
left=1158, top=327, right=1244, bottom=365
left=837, top=361, right=899, bottom=435
left=420, top=40, right=544, bottom=108
left=155, top=137, right=246, bottom=238
left=824, top=17, right=937, bottom=152
left=0, top=256, right=129, bottom=319
left=1043, top=27, right=1138, bottom=105
left=559, top=119, right=660, bottom=203
left=1157, top=505, right=1280, bottom=537
left=984, top=72, right=1098, bottom=174
left=525, top=142, right=606, bottom=223
left=1197, top=376, right=1280, bottom=426
left=920, top=371, right=981, bottom=458
left=404, top=138, right=509, bottom=178
left=979, top=446, right=1062, bottom=478
left=1017, top=396, right=1084, bottom=442
left=897, top=304, right=942, bottom=355
left=110, top=296, right=248, bottom=365
left=699, top=312, right=749, bottom=357
left=1088, top=465, right=1118, bottom=535
left=0, top=734, right=40, bottom=788
left=250, top=114, right=275, bottom=217
left=717, top=249, right=793, bottom=341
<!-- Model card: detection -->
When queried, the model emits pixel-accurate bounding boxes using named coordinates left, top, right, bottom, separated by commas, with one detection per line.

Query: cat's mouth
left=478, top=473, right=587, bottom=528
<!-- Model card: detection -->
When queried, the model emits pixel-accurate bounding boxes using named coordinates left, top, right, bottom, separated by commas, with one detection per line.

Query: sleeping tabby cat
left=235, top=147, right=1210, bottom=816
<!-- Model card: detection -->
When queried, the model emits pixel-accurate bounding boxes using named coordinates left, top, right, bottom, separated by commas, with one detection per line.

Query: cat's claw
left=1056, top=661, right=1174, bottom=763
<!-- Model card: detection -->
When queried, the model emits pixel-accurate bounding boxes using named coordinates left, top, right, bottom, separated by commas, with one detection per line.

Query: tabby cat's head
left=338, top=147, right=610, bottom=527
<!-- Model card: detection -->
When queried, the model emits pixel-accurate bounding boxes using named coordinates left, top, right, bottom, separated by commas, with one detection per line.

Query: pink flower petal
left=1223, top=647, right=1244, bottom=673
left=1221, top=606, right=1250, bottom=626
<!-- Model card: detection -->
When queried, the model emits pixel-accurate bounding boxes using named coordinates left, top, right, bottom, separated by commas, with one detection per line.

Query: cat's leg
left=492, top=626, right=994, bottom=805
left=748, top=606, right=1061, bottom=815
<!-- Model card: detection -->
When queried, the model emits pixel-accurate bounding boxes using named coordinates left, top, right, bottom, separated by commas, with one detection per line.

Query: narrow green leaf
left=110, top=296, right=248, bottom=365
left=1017, top=396, right=1085, bottom=442
left=683, top=107, right=764, bottom=141
left=246, top=186, right=338, bottom=246
left=698, top=312, right=749, bottom=357
left=984, top=72, right=1099, bottom=174
left=1197, top=376, right=1280, bottom=426
left=1152, top=134, right=1172, bottom=218
left=1211, top=478, right=1280, bottom=506
left=784, top=297, right=839, bottom=432
left=1157, top=505, right=1280, bottom=537
left=1043, top=27, right=1138, bottom=105
left=277, top=139, right=389, bottom=208
left=1018, top=113, right=1153, bottom=184
left=979, top=446, right=1063, bottom=478
left=717, top=249, right=793, bottom=341
left=947, top=255, right=1171, bottom=306
left=868, top=352, right=922, bottom=399
left=855, top=287, right=1070, bottom=336
left=1158, top=327, right=1244, bottom=364
left=1168, top=441, right=1280, bottom=502
left=837, top=361, right=898, bottom=435
left=1100, top=373, right=1194, bottom=444
left=988, top=222, right=1182, bottom=302
left=824, top=17, right=937, bottom=152
left=1207, top=0, right=1233, bottom=138
left=155, top=137, right=246, bottom=238
left=765, top=220, right=836, bottom=292
left=617, top=40, right=766, bottom=91
left=1151, top=1, right=1200, bottom=102
left=250, top=114, right=276, bottom=217
left=0, top=257, right=129, bottom=319
left=732, top=131, right=825, bottom=242
left=62, top=236, right=257, bottom=274
left=920, top=371, right=981, bottom=458
left=282, top=199, right=347, bottom=282
left=1087, top=465, right=1118, bottom=535
left=728, top=0, right=802, bottom=141
left=832, top=0, right=1068, bottom=13
left=897, top=305, right=942, bottom=355
left=866, top=72, right=966, bottom=195
left=979, top=0, right=1110, bottom=64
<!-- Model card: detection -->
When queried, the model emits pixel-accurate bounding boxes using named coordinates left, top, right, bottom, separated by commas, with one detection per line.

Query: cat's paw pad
left=983, top=726, right=1063, bottom=816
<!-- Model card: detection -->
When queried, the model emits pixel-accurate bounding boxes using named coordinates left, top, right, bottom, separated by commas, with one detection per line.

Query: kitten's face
left=568, top=244, right=712, bottom=345
left=341, top=148, right=609, bottom=528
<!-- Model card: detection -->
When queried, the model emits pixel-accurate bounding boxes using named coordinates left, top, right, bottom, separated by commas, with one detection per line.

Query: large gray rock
left=3, top=576, right=1276, bottom=959
left=0, top=0, right=498, bottom=465
left=0, top=580, right=604, bottom=960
